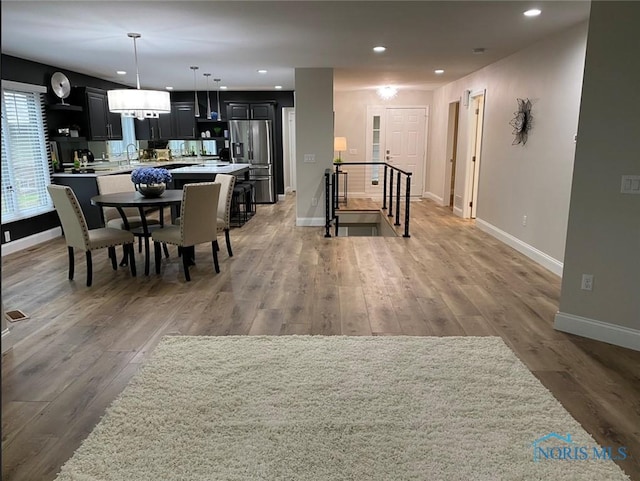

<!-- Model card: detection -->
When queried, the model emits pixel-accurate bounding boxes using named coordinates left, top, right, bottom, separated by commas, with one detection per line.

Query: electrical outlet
left=311, top=197, right=318, bottom=206
left=522, top=215, right=527, bottom=226
left=581, top=274, right=594, bottom=291
left=3, top=231, right=10, bottom=242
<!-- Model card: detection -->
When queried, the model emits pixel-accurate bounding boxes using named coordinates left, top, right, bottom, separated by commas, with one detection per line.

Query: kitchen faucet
left=125, top=143, right=137, bottom=164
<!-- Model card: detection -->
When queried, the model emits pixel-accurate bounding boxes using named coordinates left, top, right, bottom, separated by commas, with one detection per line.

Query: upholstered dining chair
left=213, top=174, right=236, bottom=257
left=152, top=182, right=221, bottom=282
left=47, top=184, right=136, bottom=287
left=96, top=174, right=168, bottom=259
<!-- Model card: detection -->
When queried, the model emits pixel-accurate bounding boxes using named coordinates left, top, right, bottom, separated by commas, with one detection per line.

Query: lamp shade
left=334, top=137, right=347, bottom=151
left=107, top=89, right=171, bottom=119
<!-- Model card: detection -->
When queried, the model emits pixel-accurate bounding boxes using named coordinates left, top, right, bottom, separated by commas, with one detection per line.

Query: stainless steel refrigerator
left=229, top=120, right=275, bottom=203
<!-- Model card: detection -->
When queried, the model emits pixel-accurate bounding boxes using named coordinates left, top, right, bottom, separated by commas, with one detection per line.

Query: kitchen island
left=52, top=161, right=252, bottom=229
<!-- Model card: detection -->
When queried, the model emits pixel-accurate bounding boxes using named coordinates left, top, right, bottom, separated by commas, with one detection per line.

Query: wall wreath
left=509, top=98, right=533, bottom=145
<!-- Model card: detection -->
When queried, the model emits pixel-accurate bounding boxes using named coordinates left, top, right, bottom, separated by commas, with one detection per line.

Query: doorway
left=445, top=101, right=460, bottom=210
left=467, top=93, right=485, bottom=218
left=365, top=105, right=428, bottom=197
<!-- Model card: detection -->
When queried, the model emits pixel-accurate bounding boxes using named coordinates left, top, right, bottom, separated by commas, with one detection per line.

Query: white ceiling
left=1, top=1, right=591, bottom=93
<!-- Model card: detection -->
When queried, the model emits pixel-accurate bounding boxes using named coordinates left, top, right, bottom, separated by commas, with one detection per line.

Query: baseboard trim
left=296, top=217, right=325, bottom=227
left=424, top=191, right=444, bottom=205
left=554, top=311, right=640, bottom=351
left=475, top=218, right=563, bottom=276
left=1, top=328, right=13, bottom=354
left=1, top=227, right=62, bottom=257
left=278, top=194, right=286, bottom=201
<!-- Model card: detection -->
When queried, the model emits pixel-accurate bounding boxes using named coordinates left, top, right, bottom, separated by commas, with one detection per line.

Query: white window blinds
left=1, top=82, right=53, bottom=223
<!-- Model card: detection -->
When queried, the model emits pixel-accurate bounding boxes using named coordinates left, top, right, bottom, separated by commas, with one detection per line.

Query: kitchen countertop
left=170, top=163, right=251, bottom=176
left=51, top=159, right=224, bottom=178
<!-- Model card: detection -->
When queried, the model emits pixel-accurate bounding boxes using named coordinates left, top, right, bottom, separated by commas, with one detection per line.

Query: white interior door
left=384, top=108, right=426, bottom=196
left=469, top=94, right=484, bottom=218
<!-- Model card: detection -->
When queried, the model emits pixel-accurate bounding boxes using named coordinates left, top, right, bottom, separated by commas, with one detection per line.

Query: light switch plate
left=621, top=175, right=640, bottom=194
left=303, top=154, right=316, bottom=163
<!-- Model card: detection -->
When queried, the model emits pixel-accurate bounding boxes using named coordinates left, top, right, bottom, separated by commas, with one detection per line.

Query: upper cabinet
left=226, top=102, right=275, bottom=121
left=135, top=112, right=174, bottom=141
left=83, top=88, right=122, bottom=141
left=173, top=102, right=197, bottom=139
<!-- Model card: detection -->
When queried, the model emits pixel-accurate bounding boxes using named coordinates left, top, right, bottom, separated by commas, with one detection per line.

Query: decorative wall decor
left=509, top=98, right=533, bottom=145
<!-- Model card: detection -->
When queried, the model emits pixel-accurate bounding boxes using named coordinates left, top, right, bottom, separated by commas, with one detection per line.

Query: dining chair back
left=214, top=173, right=236, bottom=257
left=96, top=174, right=160, bottom=229
left=151, top=182, right=221, bottom=281
left=47, top=184, right=136, bottom=286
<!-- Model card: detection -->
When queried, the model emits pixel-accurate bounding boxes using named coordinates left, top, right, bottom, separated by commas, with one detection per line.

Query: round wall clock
left=509, top=98, right=533, bottom=145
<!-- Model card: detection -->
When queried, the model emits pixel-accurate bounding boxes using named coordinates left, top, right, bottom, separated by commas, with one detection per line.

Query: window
left=107, top=116, right=136, bottom=158
left=1, top=81, right=52, bottom=223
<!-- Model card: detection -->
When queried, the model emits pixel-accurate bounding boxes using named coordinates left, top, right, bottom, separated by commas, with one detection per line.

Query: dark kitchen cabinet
left=84, top=88, right=122, bottom=140
left=173, top=102, right=197, bottom=139
left=226, top=102, right=275, bottom=121
left=135, top=113, right=174, bottom=141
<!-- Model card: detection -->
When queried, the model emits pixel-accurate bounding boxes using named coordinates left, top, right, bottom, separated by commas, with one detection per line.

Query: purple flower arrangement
left=131, top=167, right=172, bottom=185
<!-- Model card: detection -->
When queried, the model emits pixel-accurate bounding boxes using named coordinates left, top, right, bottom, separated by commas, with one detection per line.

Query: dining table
left=91, top=190, right=184, bottom=275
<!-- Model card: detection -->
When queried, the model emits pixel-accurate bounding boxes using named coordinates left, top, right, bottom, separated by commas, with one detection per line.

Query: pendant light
left=214, top=78, right=221, bottom=120
left=190, top=66, right=200, bottom=117
left=108, top=33, right=171, bottom=120
left=203, top=73, right=212, bottom=119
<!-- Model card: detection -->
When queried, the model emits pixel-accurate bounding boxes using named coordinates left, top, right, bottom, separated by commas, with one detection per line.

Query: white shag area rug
left=56, top=336, right=630, bottom=480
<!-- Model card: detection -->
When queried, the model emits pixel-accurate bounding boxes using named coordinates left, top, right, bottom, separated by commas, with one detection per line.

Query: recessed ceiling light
left=373, top=46, right=386, bottom=53
left=275, top=85, right=283, bottom=90
left=220, top=86, right=228, bottom=90
left=165, top=86, right=173, bottom=90
left=473, top=47, right=486, bottom=54
left=116, top=71, right=126, bottom=75
left=524, top=8, right=541, bottom=17
left=257, top=69, right=268, bottom=74
left=377, top=85, right=398, bottom=100
left=434, top=69, right=444, bottom=75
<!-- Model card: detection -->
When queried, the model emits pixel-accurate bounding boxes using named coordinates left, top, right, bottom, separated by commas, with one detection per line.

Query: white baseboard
left=554, top=312, right=640, bottom=351
left=1, top=227, right=62, bottom=257
left=453, top=206, right=464, bottom=217
left=1, top=328, right=13, bottom=354
left=424, top=191, right=445, bottom=205
left=278, top=194, right=287, bottom=201
left=296, top=217, right=325, bottom=227
left=475, top=218, right=563, bottom=276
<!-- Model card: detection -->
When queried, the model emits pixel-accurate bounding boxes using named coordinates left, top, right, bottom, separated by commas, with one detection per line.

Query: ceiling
left=1, top=1, right=591, bottom=93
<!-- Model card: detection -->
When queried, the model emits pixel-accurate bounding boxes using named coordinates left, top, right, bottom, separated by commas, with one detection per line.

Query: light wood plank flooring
left=2, top=194, right=639, bottom=480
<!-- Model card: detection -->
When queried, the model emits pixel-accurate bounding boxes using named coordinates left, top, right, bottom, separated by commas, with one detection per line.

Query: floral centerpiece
left=131, top=167, right=172, bottom=198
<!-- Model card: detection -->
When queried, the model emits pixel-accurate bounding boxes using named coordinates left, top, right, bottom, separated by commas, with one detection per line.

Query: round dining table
left=91, top=190, right=183, bottom=275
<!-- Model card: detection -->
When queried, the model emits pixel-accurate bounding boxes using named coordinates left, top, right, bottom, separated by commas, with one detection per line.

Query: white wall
left=555, top=2, right=640, bottom=349
left=295, top=68, right=334, bottom=226
left=429, top=22, right=588, bottom=269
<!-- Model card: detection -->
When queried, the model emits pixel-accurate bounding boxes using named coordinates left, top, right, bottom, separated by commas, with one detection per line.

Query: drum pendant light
left=108, top=33, right=171, bottom=120
left=190, top=66, right=200, bottom=117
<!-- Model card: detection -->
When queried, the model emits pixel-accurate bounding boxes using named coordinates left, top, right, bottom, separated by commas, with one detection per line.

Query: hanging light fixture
left=191, top=66, right=200, bottom=117
left=107, top=33, right=170, bottom=120
left=214, top=78, right=221, bottom=120
left=377, top=85, right=398, bottom=100
left=203, top=73, right=212, bottom=119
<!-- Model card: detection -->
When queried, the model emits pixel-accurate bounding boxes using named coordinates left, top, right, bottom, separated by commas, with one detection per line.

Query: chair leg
left=119, top=246, right=129, bottom=267
left=154, top=241, right=162, bottom=274
left=225, top=228, right=233, bottom=257
left=68, top=246, right=75, bottom=280
left=212, top=241, right=220, bottom=273
left=86, top=251, right=93, bottom=287
left=128, top=244, right=137, bottom=277
left=182, top=247, right=191, bottom=281
left=108, top=246, right=117, bottom=270
left=138, top=236, right=143, bottom=253
left=163, top=243, right=170, bottom=258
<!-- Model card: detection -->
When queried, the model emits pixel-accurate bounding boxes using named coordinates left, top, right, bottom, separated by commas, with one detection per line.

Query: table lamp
left=334, top=137, right=347, bottom=164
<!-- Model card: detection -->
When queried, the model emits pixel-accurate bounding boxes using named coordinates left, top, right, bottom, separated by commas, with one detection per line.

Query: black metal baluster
left=382, top=165, right=388, bottom=210
left=388, top=168, right=394, bottom=217
left=404, top=174, right=411, bottom=238
left=395, top=172, right=401, bottom=226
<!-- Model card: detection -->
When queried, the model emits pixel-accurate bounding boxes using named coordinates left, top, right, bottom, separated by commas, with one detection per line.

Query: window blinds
left=1, top=83, right=53, bottom=223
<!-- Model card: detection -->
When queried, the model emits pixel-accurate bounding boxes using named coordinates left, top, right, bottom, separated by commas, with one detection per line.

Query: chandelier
left=107, top=33, right=170, bottom=120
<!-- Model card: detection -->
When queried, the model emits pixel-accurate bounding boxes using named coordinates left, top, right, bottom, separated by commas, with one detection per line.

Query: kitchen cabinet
left=135, top=113, right=174, bottom=141
left=226, top=102, right=275, bottom=121
left=173, top=102, right=197, bottom=139
left=84, top=88, right=122, bottom=140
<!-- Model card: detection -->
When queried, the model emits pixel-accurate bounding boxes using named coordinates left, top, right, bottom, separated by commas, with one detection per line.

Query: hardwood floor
left=2, top=194, right=639, bottom=480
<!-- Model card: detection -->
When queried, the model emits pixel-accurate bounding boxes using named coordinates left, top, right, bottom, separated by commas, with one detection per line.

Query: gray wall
left=295, top=68, right=334, bottom=225
left=555, top=2, right=640, bottom=342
